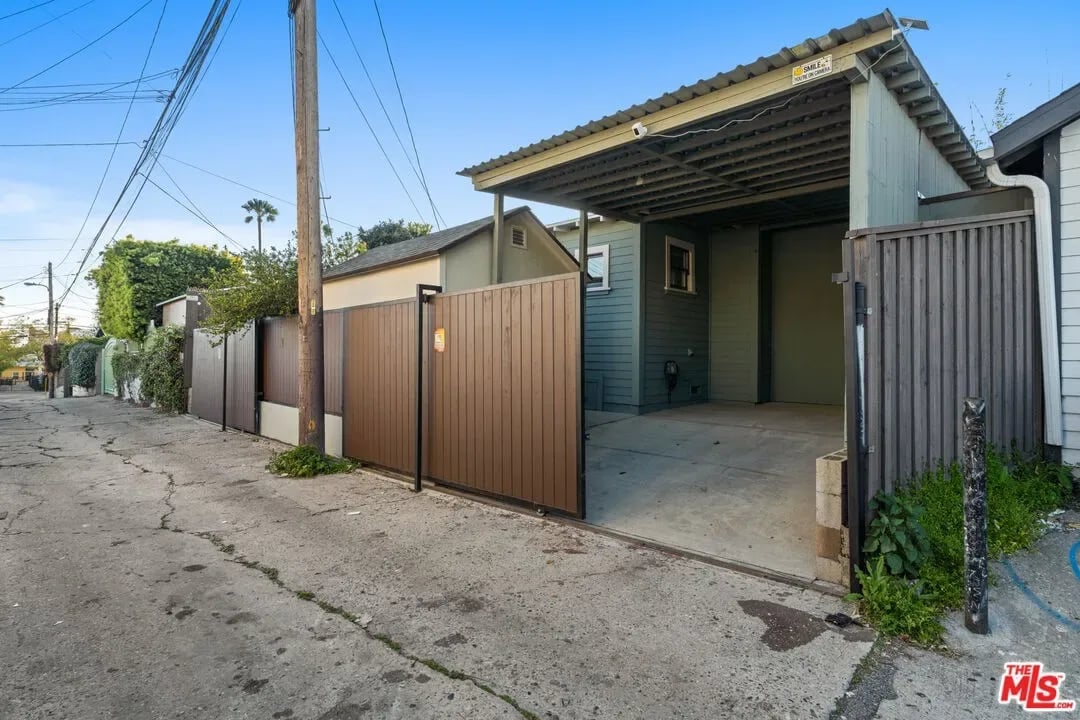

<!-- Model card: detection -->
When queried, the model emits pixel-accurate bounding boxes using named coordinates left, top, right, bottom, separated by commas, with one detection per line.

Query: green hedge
left=139, top=326, right=185, bottom=412
left=67, top=341, right=102, bottom=388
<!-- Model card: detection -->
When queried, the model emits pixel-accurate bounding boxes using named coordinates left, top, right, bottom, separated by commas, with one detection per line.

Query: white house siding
left=708, top=227, right=761, bottom=402
left=850, top=72, right=968, bottom=228
left=1057, top=118, right=1080, bottom=463
left=559, top=221, right=642, bottom=413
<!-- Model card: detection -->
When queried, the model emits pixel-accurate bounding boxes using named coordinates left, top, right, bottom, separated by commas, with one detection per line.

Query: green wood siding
left=708, top=226, right=762, bottom=402
left=641, top=221, right=709, bottom=410
left=558, top=221, right=642, bottom=411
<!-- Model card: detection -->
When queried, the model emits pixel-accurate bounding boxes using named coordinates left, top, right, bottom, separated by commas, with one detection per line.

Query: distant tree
left=0, top=326, right=22, bottom=369
left=242, top=198, right=278, bottom=253
left=359, top=219, right=431, bottom=250
left=202, top=227, right=367, bottom=339
left=87, top=237, right=236, bottom=340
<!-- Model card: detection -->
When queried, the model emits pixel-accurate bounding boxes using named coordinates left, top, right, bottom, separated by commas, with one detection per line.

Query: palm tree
left=242, top=198, right=278, bottom=253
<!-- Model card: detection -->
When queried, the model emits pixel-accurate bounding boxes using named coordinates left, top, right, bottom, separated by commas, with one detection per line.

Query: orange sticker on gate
left=433, top=328, right=446, bottom=353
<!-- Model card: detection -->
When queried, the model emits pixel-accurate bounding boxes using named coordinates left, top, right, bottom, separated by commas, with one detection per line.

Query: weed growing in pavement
left=266, top=445, right=355, bottom=478
left=848, top=448, right=1073, bottom=646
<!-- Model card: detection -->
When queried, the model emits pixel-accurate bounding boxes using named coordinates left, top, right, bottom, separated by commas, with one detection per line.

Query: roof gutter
left=983, top=156, right=1063, bottom=447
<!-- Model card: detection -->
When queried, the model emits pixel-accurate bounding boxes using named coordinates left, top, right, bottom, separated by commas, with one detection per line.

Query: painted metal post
left=492, top=193, right=504, bottom=284
left=962, top=396, right=989, bottom=634
left=414, top=284, right=441, bottom=493
left=221, top=334, right=228, bottom=433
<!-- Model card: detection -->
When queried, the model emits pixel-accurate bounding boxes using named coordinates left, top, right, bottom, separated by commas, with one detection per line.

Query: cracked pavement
left=1, top=394, right=878, bottom=719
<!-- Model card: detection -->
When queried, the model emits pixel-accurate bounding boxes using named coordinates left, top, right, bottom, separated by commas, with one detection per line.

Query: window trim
left=509, top=224, right=528, bottom=249
left=664, top=235, right=696, bottom=294
left=573, top=243, right=610, bottom=292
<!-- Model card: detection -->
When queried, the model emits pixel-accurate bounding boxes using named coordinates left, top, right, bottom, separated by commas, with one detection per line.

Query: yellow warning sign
left=433, top=327, right=446, bottom=353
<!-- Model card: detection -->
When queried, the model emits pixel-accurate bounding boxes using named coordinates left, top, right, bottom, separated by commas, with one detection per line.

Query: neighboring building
left=155, top=294, right=191, bottom=328
left=322, top=207, right=578, bottom=309
left=988, top=82, right=1080, bottom=463
left=1, top=355, right=43, bottom=381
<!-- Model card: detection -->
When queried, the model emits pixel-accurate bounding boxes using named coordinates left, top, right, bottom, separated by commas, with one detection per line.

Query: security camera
left=631, top=121, right=649, bottom=139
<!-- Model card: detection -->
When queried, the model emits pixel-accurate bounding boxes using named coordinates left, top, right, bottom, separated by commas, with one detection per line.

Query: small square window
left=665, top=236, right=695, bottom=293
left=574, top=244, right=610, bottom=292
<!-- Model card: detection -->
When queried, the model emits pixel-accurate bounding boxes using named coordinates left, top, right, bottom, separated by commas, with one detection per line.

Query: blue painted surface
left=1001, top=557, right=1080, bottom=632
left=1070, top=541, right=1080, bottom=583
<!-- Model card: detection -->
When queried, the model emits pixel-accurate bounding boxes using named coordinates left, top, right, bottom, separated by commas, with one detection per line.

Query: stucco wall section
left=259, top=401, right=343, bottom=457
left=323, top=256, right=440, bottom=310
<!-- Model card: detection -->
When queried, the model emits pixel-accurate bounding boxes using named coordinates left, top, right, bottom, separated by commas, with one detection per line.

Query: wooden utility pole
left=47, top=262, right=55, bottom=399
left=290, top=0, right=325, bottom=451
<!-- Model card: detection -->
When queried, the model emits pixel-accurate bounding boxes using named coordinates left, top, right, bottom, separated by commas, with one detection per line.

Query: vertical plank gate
left=846, top=209, right=1041, bottom=506
left=189, top=324, right=258, bottom=433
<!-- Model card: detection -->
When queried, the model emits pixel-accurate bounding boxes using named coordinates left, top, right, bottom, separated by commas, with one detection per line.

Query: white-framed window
left=510, top=225, right=527, bottom=248
left=665, top=236, right=695, bottom=294
left=573, top=244, right=610, bottom=292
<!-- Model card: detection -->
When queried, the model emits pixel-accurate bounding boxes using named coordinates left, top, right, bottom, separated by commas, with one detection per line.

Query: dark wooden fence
left=189, top=324, right=257, bottom=433
left=427, top=274, right=583, bottom=516
left=845, top=210, right=1040, bottom=501
left=261, top=312, right=344, bottom=415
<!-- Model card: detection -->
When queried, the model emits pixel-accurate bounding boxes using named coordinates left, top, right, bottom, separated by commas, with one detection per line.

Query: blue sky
left=1, top=0, right=1078, bottom=328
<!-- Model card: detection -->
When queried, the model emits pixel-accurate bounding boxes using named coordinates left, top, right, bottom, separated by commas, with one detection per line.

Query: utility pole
left=47, top=263, right=55, bottom=399
left=290, top=0, right=325, bottom=451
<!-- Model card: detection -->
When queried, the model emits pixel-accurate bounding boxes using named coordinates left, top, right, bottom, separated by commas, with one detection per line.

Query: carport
left=459, top=10, right=986, bottom=585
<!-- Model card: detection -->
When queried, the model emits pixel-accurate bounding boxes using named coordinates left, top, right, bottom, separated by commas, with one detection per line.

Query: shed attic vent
left=510, top=225, right=527, bottom=248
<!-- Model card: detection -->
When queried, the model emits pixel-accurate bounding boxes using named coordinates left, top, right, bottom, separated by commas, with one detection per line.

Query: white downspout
left=983, top=158, right=1063, bottom=447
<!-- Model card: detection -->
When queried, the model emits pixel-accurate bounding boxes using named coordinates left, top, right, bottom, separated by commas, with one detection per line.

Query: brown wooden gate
left=338, top=274, right=584, bottom=517
left=427, top=274, right=583, bottom=516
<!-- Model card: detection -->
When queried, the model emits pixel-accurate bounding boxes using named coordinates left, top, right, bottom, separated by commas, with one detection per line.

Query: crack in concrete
left=189, top=530, right=541, bottom=720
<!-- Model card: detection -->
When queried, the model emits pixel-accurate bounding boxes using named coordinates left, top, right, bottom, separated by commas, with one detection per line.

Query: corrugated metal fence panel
left=428, top=274, right=582, bottom=516
left=226, top=324, right=258, bottom=433
left=189, top=330, right=224, bottom=424
left=342, top=299, right=417, bottom=474
left=261, top=316, right=298, bottom=407
left=260, top=313, right=344, bottom=414
left=853, top=211, right=1039, bottom=498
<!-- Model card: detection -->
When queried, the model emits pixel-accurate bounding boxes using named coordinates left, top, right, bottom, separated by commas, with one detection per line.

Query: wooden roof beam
left=885, top=69, right=921, bottom=91
left=643, top=177, right=850, bottom=221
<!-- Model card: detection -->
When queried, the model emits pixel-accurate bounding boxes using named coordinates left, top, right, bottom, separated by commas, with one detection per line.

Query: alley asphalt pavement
left=1, top=393, right=1076, bottom=719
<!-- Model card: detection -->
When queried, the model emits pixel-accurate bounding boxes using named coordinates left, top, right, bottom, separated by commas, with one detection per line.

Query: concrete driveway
left=0, top=394, right=873, bottom=719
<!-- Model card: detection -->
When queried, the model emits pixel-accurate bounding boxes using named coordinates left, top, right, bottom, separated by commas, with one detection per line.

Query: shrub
left=267, top=445, right=354, bottom=478
left=848, top=556, right=944, bottom=645
left=111, top=348, right=143, bottom=399
left=139, top=326, right=185, bottom=412
left=863, top=491, right=931, bottom=577
left=67, top=341, right=102, bottom=388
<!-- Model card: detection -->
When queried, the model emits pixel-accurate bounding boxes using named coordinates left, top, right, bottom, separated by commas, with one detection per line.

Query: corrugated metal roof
left=459, top=11, right=896, bottom=177
left=323, top=207, right=539, bottom=280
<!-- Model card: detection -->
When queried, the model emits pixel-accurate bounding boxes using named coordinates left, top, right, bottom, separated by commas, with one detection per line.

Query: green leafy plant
left=863, top=491, right=931, bottom=577
left=847, top=556, right=944, bottom=645
left=111, top=347, right=143, bottom=400
left=139, top=326, right=185, bottom=412
left=266, top=445, right=354, bottom=478
left=67, top=341, right=102, bottom=388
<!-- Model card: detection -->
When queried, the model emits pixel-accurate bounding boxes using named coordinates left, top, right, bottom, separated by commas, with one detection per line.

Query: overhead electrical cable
left=57, top=0, right=235, bottom=310
left=0, top=0, right=97, bottom=49
left=138, top=171, right=241, bottom=250
left=0, top=0, right=61, bottom=22
left=0, top=141, right=141, bottom=148
left=55, top=0, right=169, bottom=270
left=330, top=0, right=441, bottom=228
left=0, top=1, right=154, bottom=96
left=318, top=32, right=428, bottom=224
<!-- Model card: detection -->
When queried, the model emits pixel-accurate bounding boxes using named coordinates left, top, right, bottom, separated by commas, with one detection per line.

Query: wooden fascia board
left=470, top=28, right=896, bottom=191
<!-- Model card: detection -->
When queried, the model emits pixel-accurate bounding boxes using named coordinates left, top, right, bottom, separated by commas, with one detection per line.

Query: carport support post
left=492, top=193, right=504, bottom=284
left=577, top=209, right=588, bottom=517
left=221, top=334, right=228, bottom=433
left=962, top=397, right=989, bottom=634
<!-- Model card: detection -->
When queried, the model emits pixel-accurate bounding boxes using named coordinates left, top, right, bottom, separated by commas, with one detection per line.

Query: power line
left=370, top=0, right=443, bottom=229
left=317, top=31, right=428, bottom=225
left=158, top=153, right=360, bottom=229
left=329, top=0, right=441, bottom=228
left=139, top=169, right=242, bottom=251
left=0, top=1, right=154, bottom=97
left=0, top=0, right=61, bottom=22
left=56, top=0, right=169, bottom=270
left=57, top=0, right=236, bottom=310
left=0, top=272, right=46, bottom=292
left=0, top=0, right=96, bottom=49
left=0, top=141, right=142, bottom=148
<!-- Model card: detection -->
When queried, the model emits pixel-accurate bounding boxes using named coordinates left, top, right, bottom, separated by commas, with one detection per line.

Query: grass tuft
left=266, top=445, right=355, bottom=478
